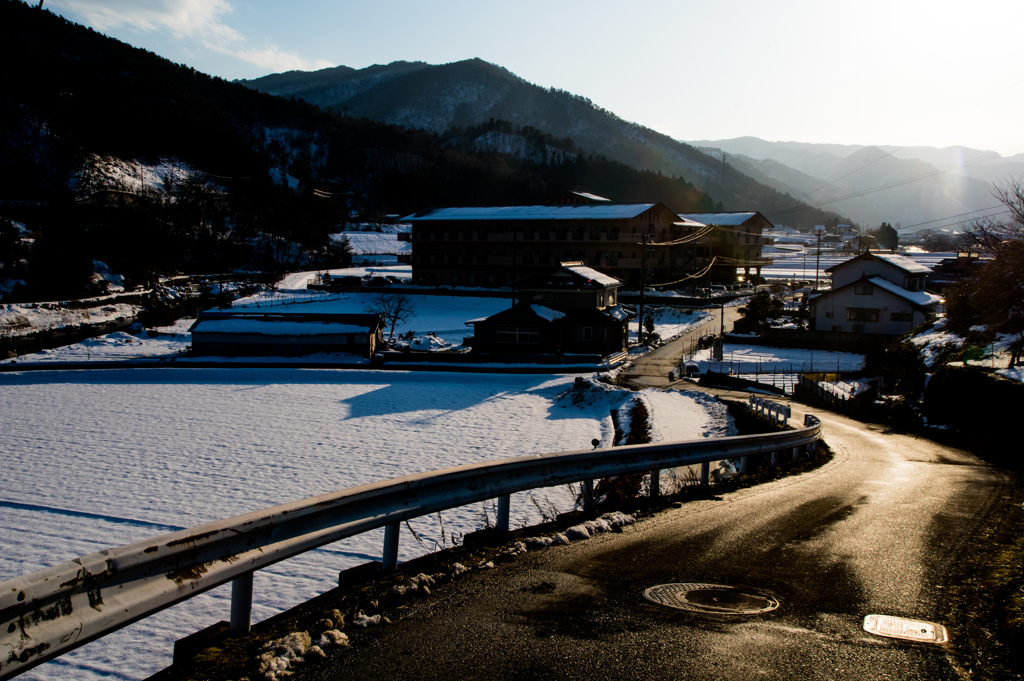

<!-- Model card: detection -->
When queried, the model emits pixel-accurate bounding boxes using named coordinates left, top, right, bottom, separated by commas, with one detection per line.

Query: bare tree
left=368, top=292, right=416, bottom=340
left=961, top=174, right=1024, bottom=254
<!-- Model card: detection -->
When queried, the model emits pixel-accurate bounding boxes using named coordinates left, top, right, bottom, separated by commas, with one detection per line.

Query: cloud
left=48, top=0, right=332, bottom=73
left=235, top=47, right=334, bottom=74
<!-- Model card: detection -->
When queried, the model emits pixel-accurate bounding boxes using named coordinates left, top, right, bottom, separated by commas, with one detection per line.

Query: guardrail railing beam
left=0, top=418, right=822, bottom=680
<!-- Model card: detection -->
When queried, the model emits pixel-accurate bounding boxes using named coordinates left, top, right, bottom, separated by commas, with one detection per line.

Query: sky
left=39, top=0, right=1024, bottom=157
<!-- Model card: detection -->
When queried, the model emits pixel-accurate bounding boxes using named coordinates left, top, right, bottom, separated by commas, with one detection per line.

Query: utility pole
left=637, top=233, right=648, bottom=343
left=511, top=232, right=518, bottom=309
left=814, top=225, right=825, bottom=291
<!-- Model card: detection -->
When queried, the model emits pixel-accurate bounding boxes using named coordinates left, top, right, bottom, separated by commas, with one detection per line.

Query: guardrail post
left=649, top=469, right=660, bottom=497
left=496, top=495, right=511, bottom=532
left=700, top=461, right=710, bottom=486
left=582, top=480, right=595, bottom=515
left=382, top=522, right=400, bottom=572
left=792, top=445, right=800, bottom=462
left=230, top=571, right=254, bottom=635
left=739, top=456, right=749, bottom=474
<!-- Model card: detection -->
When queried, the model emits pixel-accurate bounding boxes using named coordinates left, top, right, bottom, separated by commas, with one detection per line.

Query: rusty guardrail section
left=0, top=417, right=821, bottom=678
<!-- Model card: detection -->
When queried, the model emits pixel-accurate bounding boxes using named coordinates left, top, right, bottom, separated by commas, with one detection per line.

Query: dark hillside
left=244, top=58, right=848, bottom=228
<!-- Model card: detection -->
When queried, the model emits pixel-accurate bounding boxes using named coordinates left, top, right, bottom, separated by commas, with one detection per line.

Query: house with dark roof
left=468, top=262, right=633, bottom=356
left=809, top=251, right=941, bottom=335
left=189, top=311, right=384, bottom=358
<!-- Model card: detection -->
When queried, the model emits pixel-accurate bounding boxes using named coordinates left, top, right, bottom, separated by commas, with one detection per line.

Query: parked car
left=367, top=276, right=392, bottom=287
left=333, top=276, right=362, bottom=290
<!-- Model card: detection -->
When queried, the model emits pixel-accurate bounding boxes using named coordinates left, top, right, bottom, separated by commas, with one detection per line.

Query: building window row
left=496, top=326, right=540, bottom=344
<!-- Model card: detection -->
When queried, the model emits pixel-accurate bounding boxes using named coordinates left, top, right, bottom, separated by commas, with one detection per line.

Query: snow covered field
left=0, top=369, right=729, bottom=680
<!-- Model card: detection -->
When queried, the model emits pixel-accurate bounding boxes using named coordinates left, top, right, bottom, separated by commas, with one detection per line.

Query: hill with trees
left=0, top=1, right=843, bottom=302
left=239, top=59, right=847, bottom=229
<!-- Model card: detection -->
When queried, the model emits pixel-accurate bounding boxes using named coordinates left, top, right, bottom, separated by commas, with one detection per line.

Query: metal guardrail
left=0, top=418, right=821, bottom=678
left=749, top=395, right=792, bottom=425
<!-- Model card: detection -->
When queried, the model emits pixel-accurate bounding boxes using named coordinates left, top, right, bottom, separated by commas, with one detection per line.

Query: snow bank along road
left=299, top=400, right=1015, bottom=681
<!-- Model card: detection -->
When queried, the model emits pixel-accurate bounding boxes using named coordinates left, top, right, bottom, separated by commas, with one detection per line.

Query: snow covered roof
left=866, top=277, right=942, bottom=307
left=530, top=305, right=566, bottom=322
left=563, top=263, right=620, bottom=287
left=192, top=318, right=368, bottom=336
left=190, top=312, right=383, bottom=337
left=825, top=250, right=932, bottom=274
left=677, top=212, right=758, bottom=226
left=868, top=252, right=933, bottom=274
left=404, top=204, right=658, bottom=221
left=604, top=305, right=632, bottom=322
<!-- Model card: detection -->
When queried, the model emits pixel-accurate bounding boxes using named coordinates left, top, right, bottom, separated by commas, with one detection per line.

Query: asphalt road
left=299, top=337, right=1014, bottom=680
left=619, top=304, right=745, bottom=390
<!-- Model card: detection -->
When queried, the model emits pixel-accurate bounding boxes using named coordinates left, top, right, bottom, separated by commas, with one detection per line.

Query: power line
left=765, top=151, right=1001, bottom=219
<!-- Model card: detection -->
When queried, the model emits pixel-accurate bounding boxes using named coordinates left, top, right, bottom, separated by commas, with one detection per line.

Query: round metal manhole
left=643, top=583, right=780, bottom=615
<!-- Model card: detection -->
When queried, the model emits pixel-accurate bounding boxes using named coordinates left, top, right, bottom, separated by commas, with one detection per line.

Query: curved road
left=300, top=334, right=1015, bottom=680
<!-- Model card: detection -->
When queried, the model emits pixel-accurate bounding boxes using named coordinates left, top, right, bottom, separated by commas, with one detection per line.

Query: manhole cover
left=863, top=614, right=949, bottom=644
left=643, top=583, right=780, bottom=614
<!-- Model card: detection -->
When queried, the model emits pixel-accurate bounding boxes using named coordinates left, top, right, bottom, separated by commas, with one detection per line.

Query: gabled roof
left=517, top=262, right=621, bottom=290
left=812, top=277, right=941, bottom=309
left=190, top=312, right=383, bottom=336
left=825, top=250, right=932, bottom=275
left=677, top=212, right=760, bottom=226
left=543, top=191, right=610, bottom=203
left=467, top=302, right=633, bottom=326
left=562, top=263, right=620, bottom=287
left=404, top=203, right=658, bottom=222
left=865, top=277, right=941, bottom=307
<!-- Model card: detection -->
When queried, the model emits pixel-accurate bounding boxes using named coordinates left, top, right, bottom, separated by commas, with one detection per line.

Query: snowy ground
left=0, top=302, right=141, bottom=341
left=4, top=266, right=716, bottom=366
left=910, top=316, right=1024, bottom=381
left=0, top=369, right=730, bottom=680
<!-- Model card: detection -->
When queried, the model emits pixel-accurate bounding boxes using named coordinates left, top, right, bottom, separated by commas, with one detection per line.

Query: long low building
left=189, top=312, right=384, bottom=358
left=404, top=191, right=775, bottom=289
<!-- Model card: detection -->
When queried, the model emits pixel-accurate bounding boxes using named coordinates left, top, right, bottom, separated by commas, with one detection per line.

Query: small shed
left=189, top=311, right=384, bottom=358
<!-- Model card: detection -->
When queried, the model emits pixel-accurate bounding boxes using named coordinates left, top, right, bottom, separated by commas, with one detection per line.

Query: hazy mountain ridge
left=241, top=60, right=845, bottom=227
left=690, top=136, right=1021, bottom=230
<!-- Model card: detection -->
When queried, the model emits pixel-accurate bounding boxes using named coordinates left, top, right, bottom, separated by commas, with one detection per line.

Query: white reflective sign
left=863, top=614, right=949, bottom=644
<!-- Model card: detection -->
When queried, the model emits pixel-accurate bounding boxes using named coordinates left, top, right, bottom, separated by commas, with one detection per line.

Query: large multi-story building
left=404, top=193, right=773, bottom=289
left=676, top=212, right=775, bottom=283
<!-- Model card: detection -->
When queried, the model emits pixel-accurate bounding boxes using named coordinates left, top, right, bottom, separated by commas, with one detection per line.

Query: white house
left=809, top=251, right=941, bottom=335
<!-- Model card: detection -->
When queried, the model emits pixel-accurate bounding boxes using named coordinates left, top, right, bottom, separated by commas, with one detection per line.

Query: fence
left=0, top=417, right=821, bottom=679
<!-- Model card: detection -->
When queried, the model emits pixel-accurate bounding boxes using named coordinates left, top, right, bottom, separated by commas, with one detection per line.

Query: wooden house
left=468, top=262, right=633, bottom=356
left=809, top=251, right=940, bottom=335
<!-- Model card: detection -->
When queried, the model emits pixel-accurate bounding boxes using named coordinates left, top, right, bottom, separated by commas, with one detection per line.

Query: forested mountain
left=690, top=136, right=1023, bottom=231
left=239, top=60, right=845, bottom=228
left=0, top=1, right=841, bottom=302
